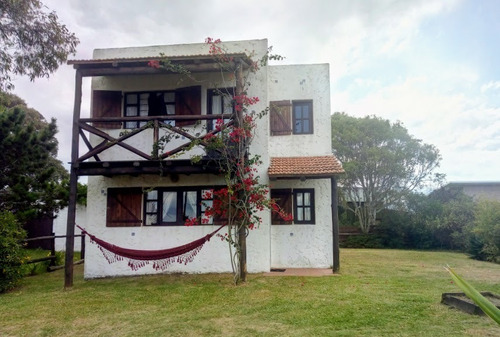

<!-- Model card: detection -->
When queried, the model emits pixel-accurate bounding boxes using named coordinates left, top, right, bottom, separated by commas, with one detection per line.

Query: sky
left=11, top=0, right=499, bottom=183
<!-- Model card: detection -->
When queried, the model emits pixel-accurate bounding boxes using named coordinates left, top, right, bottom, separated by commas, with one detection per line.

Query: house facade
left=65, top=39, right=343, bottom=280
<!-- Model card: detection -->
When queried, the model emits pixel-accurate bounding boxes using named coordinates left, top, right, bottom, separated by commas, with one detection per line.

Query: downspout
left=331, top=176, right=340, bottom=272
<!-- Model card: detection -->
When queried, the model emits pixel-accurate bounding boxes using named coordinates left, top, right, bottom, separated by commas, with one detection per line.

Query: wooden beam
left=65, top=70, right=82, bottom=288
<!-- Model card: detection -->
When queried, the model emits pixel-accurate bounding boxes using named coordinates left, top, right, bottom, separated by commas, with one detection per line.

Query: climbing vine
left=150, top=38, right=289, bottom=284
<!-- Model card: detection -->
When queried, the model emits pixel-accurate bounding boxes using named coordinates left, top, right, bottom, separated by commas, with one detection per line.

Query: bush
left=341, top=234, right=383, bottom=248
left=469, top=199, right=500, bottom=263
left=0, top=211, right=26, bottom=293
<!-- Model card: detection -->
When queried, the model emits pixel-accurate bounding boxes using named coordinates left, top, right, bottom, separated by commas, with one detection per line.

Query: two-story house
left=64, top=39, right=343, bottom=282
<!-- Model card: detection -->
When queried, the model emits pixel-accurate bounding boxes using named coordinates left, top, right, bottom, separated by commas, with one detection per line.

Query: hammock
left=76, top=224, right=225, bottom=271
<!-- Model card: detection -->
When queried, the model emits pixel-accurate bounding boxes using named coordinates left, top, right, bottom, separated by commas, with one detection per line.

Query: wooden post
left=331, top=177, right=340, bottom=272
left=64, top=70, right=82, bottom=288
left=50, top=231, right=56, bottom=268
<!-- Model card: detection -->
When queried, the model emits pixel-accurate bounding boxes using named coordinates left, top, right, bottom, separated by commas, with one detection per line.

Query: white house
left=65, top=39, right=343, bottom=280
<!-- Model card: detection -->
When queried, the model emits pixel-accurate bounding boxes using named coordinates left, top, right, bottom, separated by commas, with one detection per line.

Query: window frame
left=292, top=100, right=313, bottom=135
left=207, top=87, right=235, bottom=131
left=124, top=90, right=176, bottom=129
left=143, top=186, right=221, bottom=226
left=293, top=188, right=315, bottom=224
left=271, top=188, right=316, bottom=225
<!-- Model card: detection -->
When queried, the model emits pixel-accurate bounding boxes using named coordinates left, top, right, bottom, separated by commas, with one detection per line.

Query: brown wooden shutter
left=270, top=100, right=292, bottom=136
left=106, top=188, right=143, bottom=227
left=175, top=86, right=201, bottom=127
left=271, top=189, right=293, bottom=224
left=92, top=90, right=122, bottom=129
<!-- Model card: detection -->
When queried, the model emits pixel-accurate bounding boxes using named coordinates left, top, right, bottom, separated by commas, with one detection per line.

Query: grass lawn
left=1, top=249, right=499, bottom=336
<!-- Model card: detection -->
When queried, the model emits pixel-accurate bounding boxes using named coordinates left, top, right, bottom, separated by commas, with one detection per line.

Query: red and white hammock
left=77, top=224, right=225, bottom=271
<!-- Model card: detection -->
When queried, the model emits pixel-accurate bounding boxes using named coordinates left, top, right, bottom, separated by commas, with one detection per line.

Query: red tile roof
left=268, top=155, right=344, bottom=178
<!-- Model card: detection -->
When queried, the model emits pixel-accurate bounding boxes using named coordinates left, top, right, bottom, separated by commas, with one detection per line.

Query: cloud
left=9, top=0, right=496, bottom=183
left=481, top=80, right=500, bottom=93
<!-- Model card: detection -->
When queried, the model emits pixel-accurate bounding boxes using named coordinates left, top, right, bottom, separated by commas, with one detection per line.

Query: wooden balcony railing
left=76, top=114, right=234, bottom=173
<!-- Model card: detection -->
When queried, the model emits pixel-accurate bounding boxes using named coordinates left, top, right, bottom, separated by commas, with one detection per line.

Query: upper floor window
left=91, top=86, right=201, bottom=130
left=292, top=101, right=313, bottom=134
left=124, top=86, right=201, bottom=129
left=207, top=88, right=234, bottom=131
left=124, top=91, right=175, bottom=129
left=270, top=100, right=313, bottom=136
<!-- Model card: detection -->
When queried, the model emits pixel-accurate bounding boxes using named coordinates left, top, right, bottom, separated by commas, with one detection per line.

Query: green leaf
left=445, top=266, right=500, bottom=325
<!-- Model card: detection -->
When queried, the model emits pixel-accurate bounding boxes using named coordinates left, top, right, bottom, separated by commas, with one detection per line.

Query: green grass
left=1, top=249, right=499, bottom=336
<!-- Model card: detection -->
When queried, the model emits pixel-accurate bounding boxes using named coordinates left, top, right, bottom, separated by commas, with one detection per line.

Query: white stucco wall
left=267, top=64, right=331, bottom=157
left=269, top=179, right=333, bottom=268
left=85, top=39, right=271, bottom=279
left=83, top=39, right=334, bottom=278
left=53, top=205, right=87, bottom=251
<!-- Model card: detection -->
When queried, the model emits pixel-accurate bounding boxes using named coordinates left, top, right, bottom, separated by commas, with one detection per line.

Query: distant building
left=446, top=182, right=500, bottom=202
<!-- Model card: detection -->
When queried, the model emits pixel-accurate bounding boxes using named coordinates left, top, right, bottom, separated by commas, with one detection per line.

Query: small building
left=446, top=182, right=500, bottom=202
left=65, top=39, right=343, bottom=280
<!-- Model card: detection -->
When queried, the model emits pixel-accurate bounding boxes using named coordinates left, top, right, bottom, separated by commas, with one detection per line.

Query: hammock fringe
left=78, top=224, right=225, bottom=271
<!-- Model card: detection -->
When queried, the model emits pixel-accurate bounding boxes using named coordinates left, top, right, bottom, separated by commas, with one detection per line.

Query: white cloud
left=481, top=80, right=500, bottom=93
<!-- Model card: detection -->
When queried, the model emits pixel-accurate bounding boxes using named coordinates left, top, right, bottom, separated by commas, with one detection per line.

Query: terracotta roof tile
left=268, top=155, right=344, bottom=178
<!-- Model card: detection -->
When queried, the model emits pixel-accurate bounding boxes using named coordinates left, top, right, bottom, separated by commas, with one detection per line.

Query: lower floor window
left=271, top=188, right=315, bottom=225
left=144, top=187, right=216, bottom=226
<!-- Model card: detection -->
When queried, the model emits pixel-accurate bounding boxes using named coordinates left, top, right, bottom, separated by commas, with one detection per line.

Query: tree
left=331, top=112, right=442, bottom=233
left=0, top=0, right=79, bottom=91
left=0, top=92, right=68, bottom=222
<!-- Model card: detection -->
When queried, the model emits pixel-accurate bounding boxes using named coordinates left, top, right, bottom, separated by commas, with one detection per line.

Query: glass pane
left=303, top=120, right=310, bottom=133
left=202, top=189, right=213, bottom=200
left=201, top=215, right=213, bottom=225
left=145, top=214, right=157, bottom=226
left=212, top=96, right=222, bottom=115
left=294, top=108, right=302, bottom=119
left=304, top=207, right=311, bottom=221
left=183, top=191, right=197, bottom=219
left=164, top=92, right=175, bottom=102
left=201, top=200, right=213, bottom=212
left=126, top=106, right=137, bottom=117
left=296, top=193, right=303, bottom=206
left=162, top=192, right=177, bottom=222
left=125, top=121, right=136, bottom=129
left=147, top=190, right=158, bottom=200
left=126, top=94, right=137, bottom=104
left=166, top=105, right=175, bottom=115
left=140, top=93, right=149, bottom=101
left=146, top=201, right=157, bottom=213
left=304, top=192, right=311, bottom=206
left=297, top=207, right=303, bottom=221
left=223, top=96, right=233, bottom=114
left=302, top=105, right=309, bottom=117
left=294, top=120, right=302, bottom=133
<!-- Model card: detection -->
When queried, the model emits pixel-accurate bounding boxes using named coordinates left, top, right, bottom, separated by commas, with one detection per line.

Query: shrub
left=469, top=199, right=500, bottom=263
left=341, top=234, right=383, bottom=248
left=0, top=211, right=26, bottom=293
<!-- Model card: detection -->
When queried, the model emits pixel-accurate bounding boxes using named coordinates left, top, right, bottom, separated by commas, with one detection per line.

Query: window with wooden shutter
left=271, top=189, right=293, bottom=224
left=176, top=86, right=201, bottom=127
left=106, top=188, right=143, bottom=227
left=92, top=91, right=122, bottom=129
left=270, top=100, right=292, bottom=136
